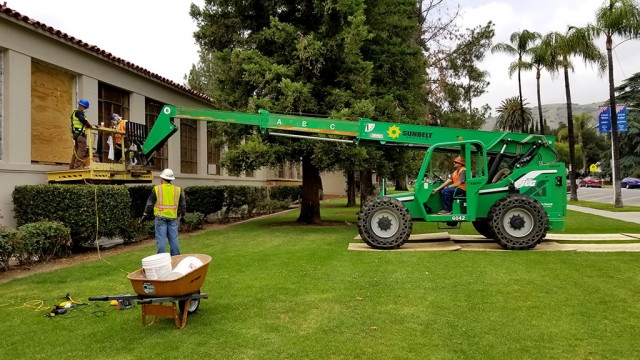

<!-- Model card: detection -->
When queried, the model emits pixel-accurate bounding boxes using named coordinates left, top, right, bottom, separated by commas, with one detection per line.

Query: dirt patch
left=0, top=221, right=240, bottom=285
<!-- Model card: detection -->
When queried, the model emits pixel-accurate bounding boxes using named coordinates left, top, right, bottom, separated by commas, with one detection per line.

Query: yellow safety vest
left=70, top=109, right=86, bottom=134
left=153, top=184, right=181, bottom=218
left=115, top=120, right=127, bottom=145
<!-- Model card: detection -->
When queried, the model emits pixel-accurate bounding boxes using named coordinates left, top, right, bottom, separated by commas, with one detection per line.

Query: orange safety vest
left=115, top=120, right=127, bottom=145
left=452, top=166, right=467, bottom=191
left=153, top=184, right=181, bottom=218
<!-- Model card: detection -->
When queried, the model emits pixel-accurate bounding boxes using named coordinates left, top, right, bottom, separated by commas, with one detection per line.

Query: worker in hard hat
left=142, top=169, right=187, bottom=256
left=69, top=99, right=95, bottom=169
left=431, top=156, right=467, bottom=215
left=110, top=113, right=128, bottom=163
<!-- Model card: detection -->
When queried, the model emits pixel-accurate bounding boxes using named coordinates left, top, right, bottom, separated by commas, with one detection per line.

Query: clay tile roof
left=0, top=3, right=212, bottom=102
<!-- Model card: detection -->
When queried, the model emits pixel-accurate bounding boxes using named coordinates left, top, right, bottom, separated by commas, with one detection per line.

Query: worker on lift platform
left=69, top=99, right=95, bottom=170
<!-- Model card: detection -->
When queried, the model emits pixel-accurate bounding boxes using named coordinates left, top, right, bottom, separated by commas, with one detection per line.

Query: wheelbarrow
left=89, top=254, right=212, bottom=329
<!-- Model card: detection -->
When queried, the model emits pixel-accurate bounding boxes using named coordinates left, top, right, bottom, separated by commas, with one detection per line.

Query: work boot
left=437, top=210, right=452, bottom=215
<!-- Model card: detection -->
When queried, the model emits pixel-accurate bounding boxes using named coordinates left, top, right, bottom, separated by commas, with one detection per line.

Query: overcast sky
left=7, top=0, right=638, bottom=115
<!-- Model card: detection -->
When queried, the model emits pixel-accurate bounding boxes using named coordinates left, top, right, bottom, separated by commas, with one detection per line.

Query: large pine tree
left=188, top=0, right=427, bottom=221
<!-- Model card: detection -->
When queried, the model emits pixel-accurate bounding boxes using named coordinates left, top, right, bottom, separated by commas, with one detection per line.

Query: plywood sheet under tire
left=31, top=62, right=74, bottom=164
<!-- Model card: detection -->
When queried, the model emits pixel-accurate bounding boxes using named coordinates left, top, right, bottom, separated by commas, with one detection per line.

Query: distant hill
left=483, top=102, right=604, bottom=131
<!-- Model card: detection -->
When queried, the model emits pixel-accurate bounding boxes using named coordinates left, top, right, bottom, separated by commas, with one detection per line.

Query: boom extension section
left=142, top=105, right=557, bottom=166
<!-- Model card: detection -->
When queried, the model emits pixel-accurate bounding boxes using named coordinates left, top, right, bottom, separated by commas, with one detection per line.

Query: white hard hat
left=159, top=168, right=175, bottom=181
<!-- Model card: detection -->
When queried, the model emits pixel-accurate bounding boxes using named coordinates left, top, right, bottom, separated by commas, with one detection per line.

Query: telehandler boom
left=141, top=105, right=567, bottom=250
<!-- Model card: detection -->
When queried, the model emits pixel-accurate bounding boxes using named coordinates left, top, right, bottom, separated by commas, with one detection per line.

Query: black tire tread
left=487, top=194, right=548, bottom=250
left=357, top=196, right=412, bottom=250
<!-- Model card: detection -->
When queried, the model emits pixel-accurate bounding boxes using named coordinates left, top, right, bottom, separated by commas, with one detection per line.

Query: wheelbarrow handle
left=89, top=295, right=139, bottom=302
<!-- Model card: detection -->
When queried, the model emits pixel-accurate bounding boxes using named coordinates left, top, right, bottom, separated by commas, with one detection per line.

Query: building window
left=207, top=127, right=221, bottom=175
left=245, top=169, right=254, bottom=178
left=98, top=83, right=130, bottom=162
left=180, top=118, right=198, bottom=174
left=145, top=98, right=168, bottom=171
left=296, top=164, right=302, bottom=179
left=277, top=164, right=285, bottom=178
left=288, top=163, right=294, bottom=179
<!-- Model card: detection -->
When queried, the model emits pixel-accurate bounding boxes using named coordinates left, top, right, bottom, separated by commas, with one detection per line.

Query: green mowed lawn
left=2, top=200, right=640, bottom=359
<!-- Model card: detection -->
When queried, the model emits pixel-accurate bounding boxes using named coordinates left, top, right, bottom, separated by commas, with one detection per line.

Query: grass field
left=1, top=200, right=640, bottom=359
left=568, top=200, right=640, bottom=212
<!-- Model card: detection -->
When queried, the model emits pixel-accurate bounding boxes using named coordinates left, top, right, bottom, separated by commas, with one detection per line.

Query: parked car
left=579, top=176, right=603, bottom=188
left=621, top=177, right=640, bottom=189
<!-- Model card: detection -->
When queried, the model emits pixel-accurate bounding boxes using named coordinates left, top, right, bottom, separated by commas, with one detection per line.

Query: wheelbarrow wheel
left=179, top=290, right=201, bottom=315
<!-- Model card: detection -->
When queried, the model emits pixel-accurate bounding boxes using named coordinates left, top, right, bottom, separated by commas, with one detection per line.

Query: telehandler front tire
left=358, top=197, right=412, bottom=249
left=487, top=194, right=548, bottom=250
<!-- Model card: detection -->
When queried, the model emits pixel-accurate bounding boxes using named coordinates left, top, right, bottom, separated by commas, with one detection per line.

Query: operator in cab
left=431, top=156, right=466, bottom=215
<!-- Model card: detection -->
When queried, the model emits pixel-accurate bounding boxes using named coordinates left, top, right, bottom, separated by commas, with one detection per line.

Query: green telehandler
left=138, top=106, right=566, bottom=250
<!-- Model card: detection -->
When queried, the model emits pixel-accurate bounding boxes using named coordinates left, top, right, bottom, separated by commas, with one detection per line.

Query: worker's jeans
left=440, top=187, right=465, bottom=212
left=155, top=217, right=180, bottom=256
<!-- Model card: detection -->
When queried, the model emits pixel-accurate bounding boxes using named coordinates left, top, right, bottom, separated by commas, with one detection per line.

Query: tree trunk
left=580, top=134, right=587, bottom=177
left=607, top=35, right=623, bottom=208
left=518, top=59, right=525, bottom=132
left=395, top=176, right=408, bottom=191
left=359, top=168, right=374, bottom=209
left=346, top=170, right=357, bottom=207
left=564, top=64, right=578, bottom=202
left=536, top=68, right=544, bottom=135
left=297, top=153, right=322, bottom=224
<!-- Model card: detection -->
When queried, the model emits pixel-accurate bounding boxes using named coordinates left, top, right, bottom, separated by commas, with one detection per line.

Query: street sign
left=590, top=164, right=597, bottom=172
left=598, top=105, right=627, bottom=133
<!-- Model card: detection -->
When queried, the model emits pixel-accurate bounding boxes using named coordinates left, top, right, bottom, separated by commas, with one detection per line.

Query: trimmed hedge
left=12, top=185, right=133, bottom=248
left=184, top=186, right=225, bottom=217
left=17, top=221, right=72, bottom=264
left=128, top=185, right=155, bottom=218
left=269, top=185, right=302, bottom=202
left=0, top=227, right=19, bottom=271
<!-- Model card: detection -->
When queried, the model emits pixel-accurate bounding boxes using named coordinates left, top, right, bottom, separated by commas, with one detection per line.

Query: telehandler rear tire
left=472, top=220, right=494, bottom=239
left=358, top=196, right=412, bottom=249
left=488, top=194, right=548, bottom=250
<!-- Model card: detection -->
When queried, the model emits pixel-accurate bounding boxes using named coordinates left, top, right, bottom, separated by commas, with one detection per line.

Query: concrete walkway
left=568, top=205, right=640, bottom=225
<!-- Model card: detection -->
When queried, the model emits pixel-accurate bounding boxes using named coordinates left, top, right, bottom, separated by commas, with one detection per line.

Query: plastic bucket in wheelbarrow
left=141, top=253, right=172, bottom=279
left=164, top=256, right=204, bottom=280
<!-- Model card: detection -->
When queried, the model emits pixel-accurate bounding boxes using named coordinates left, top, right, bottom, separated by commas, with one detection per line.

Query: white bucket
left=164, top=256, right=203, bottom=280
left=142, top=253, right=172, bottom=280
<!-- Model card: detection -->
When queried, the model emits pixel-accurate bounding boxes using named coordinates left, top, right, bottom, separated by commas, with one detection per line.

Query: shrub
left=184, top=186, right=225, bottom=217
left=0, top=227, right=20, bottom=271
left=12, top=185, right=132, bottom=249
left=632, top=169, right=640, bottom=179
left=16, top=221, right=71, bottom=265
left=179, top=212, right=205, bottom=232
left=127, top=185, right=155, bottom=218
left=255, top=199, right=291, bottom=215
left=269, top=185, right=302, bottom=202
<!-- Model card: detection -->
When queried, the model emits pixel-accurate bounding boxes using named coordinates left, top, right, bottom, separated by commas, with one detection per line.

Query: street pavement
left=568, top=187, right=640, bottom=206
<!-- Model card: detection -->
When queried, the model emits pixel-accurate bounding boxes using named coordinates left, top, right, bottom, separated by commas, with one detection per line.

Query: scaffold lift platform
left=47, top=124, right=154, bottom=184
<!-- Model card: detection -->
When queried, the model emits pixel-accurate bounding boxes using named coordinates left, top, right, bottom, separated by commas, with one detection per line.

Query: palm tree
left=573, top=112, right=595, bottom=176
left=492, top=30, right=541, bottom=129
left=588, top=0, right=640, bottom=208
left=495, top=96, right=533, bottom=132
left=518, top=43, right=554, bottom=135
left=543, top=27, right=606, bottom=202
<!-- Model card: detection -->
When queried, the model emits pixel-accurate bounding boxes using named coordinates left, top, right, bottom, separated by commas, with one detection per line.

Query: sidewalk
left=567, top=205, right=640, bottom=225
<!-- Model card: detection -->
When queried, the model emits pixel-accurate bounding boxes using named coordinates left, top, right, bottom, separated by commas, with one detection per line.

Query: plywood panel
left=31, top=63, right=75, bottom=164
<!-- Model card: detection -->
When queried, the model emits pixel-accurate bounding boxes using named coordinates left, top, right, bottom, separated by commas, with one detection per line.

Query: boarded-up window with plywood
left=207, top=127, right=221, bottom=175
left=98, top=83, right=129, bottom=162
left=30, top=62, right=75, bottom=164
left=180, top=118, right=198, bottom=174
left=145, top=98, right=168, bottom=171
